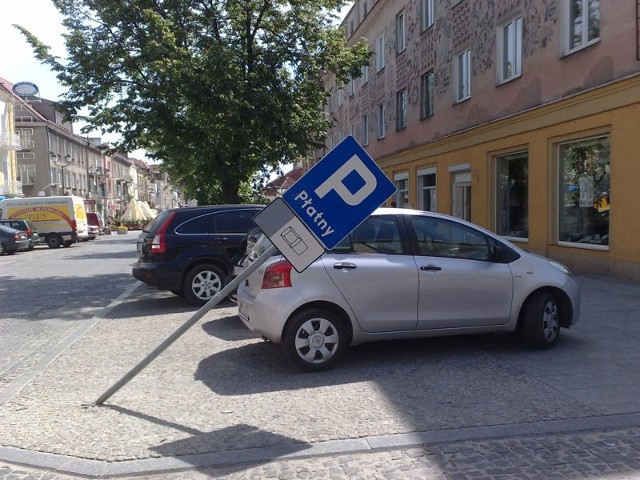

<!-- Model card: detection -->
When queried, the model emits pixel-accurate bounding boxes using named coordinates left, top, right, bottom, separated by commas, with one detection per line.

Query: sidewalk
left=0, top=275, right=639, bottom=478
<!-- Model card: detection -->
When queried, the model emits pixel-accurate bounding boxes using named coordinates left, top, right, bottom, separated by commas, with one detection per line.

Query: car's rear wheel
left=522, top=292, right=561, bottom=349
left=283, top=308, right=347, bottom=372
left=47, top=234, right=63, bottom=249
left=183, top=264, right=225, bottom=306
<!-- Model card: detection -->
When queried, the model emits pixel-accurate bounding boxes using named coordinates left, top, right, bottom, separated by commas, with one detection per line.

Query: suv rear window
left=213, top=210, right=258, bottom=233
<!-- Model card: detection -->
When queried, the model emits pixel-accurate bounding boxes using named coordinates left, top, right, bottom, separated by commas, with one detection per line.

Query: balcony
left=0, top=132, right=21, bottom=150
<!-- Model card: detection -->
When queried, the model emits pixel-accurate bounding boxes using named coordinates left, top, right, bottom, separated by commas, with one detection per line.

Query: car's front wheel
left=521, top=292, right=561, bottom=349
left=183, top=264, right=225, bottom=306
left=283, top=309, right=347, bottom=372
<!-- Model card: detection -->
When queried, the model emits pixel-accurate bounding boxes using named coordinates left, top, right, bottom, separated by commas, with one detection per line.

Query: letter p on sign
left=282, top=135, right=396, bottom=250
left=314, top=155, right=377, bottom=206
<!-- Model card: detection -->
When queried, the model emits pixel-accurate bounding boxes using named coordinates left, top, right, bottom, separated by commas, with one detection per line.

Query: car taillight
left=26, top=227, right=32, bottom=236
left=71, top=220, right=77, bottom=233
left=261, top=259, right=293, bottom=289
left=151, top=211, right=176, bottom=254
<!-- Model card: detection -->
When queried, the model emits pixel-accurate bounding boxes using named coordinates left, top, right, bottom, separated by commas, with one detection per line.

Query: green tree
left=16, top=0, right=370, bottom=204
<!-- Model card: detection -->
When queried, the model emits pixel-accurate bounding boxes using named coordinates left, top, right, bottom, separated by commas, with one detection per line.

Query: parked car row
left=131, top=203, right=582, bottom=373
left=0, top=211, right=108, bottom=255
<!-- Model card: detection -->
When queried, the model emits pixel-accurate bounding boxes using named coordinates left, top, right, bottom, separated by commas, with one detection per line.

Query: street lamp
left=52, top=153, right=71, bottom=195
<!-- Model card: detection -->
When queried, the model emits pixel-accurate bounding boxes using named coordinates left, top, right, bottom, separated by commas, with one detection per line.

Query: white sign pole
left=93, top=244, right=278, bottom=406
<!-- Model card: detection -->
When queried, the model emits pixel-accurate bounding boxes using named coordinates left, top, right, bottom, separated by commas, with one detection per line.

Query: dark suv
left=132, top=204, right=264, bottom=305
left=0, top=219, right=40, bottom=250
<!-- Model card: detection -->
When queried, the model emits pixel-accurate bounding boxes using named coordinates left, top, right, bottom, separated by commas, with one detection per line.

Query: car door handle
left=420, top=264, right=442, bottom=272
left=333, top=262, right=357, bottom=270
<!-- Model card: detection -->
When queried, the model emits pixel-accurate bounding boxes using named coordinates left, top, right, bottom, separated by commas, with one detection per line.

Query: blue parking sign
left=282, top=135, right=396, bottom=249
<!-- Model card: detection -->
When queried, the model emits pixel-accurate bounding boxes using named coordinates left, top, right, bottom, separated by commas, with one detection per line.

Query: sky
left=1, top=0, right=67, bottom=100
left=1, top=0, right=350, bottom=164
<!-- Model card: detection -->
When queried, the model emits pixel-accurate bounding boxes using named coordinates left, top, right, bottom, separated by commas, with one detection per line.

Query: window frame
left=377, top=103, right=386, bottom=139
left=396, top=89, right=407, bottom=131
left=420, top=70, right=435, bottom=118
left=362, top=114, right=370, bottom=146
left=495, top=151, right=529, bottom=240
left=565, top=0, right=600, bottom=54
left=376, top=34, right=385, bottom=72
left=454, top=49, right=471, bottom=103
left=417, top=167, right=437, bottom=212
left=421, top=0, right=435, bottom=31
left=557, top=134, right=610, bottom=250
left=396, top=11, right=407, bottom=54
left=497, top=16, right=522, bottom=84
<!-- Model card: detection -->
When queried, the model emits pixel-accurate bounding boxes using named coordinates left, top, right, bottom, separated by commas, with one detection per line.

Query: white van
left=0, top=196, right=89, bottom=248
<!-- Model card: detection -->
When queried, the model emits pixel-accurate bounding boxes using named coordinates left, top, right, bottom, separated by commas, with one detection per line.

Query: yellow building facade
left=381, top=75, right=640, bottom=280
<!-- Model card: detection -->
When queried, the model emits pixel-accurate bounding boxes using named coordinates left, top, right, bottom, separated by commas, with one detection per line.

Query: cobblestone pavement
left=0, top=271, right=639, bottom=479
left=2, top=426, right=640, bottom=479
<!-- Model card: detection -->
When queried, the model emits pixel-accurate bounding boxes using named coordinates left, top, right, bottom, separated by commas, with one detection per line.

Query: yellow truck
left=0, top=196, right=89, bottom=248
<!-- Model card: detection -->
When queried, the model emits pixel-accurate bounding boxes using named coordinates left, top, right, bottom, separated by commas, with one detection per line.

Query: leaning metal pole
left=93, top=244, right=278, bottom=406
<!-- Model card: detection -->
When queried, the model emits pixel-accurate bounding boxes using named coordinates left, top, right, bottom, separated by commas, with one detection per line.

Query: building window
left=394, top=173, right=409, bottom=207
left=361, top=64, right=369, bottom=85
left=421, top=0, right=434, bottom=31
left=558, top=135, right=610, bottom=247
left=455, top=49, right=471, bottom=102
left=348, top=78, right=355, bottom=96
left=420, top=70, right=435, bottom=118
left=498, top=17, right=522, bottom=83
left=16, top=128, right=34, bottom=149
left=18, top=164, right=36, bottom=186
left=362, top=114, right=369, bottom=145
left=396, top=89, right=407, bottom=130
left=338, top=85, right=345, bottom=106
left=496, top=152, right=528, bottom=239
left=363, top=0, right=368, bottom=17
left=377, top=104, right=386, bottom=138
left=417, top=167, right=437, bottom=212
left=396, top=11, right=406, bottom=53
left=568, top=0, right=600, bottom=52
left=450, top=165, right=471, bottom=221
left=376, top=34, right=385, bottom=71
left=328, top=90, right=334, bottom=113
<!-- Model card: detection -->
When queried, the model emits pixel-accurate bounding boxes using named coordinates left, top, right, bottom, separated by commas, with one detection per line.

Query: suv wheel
left=184, top=264, right=225, bottom=306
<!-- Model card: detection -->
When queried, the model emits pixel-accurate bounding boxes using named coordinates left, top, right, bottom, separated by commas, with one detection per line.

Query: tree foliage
left=16, top=0, right=370, bottom=204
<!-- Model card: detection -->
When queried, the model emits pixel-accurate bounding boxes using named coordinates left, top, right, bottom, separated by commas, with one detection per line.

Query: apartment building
left=322, top=0, right=640, bottom=280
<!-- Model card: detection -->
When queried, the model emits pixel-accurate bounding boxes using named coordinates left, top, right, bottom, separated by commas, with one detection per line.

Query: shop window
left=417, top=167, right=437, bottom=212
left=394, top=173, right=409, bottom=207
left=496, top=152, right=528, bottom=239
left=558, top=135, right=610, bottom=247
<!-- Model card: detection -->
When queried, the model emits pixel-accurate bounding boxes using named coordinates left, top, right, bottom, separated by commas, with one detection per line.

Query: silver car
left=237, top=208, right=580, bottom=371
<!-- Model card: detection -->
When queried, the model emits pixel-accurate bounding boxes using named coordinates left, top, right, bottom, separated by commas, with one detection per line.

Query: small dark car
left=132, top=204, right=264, bottom=305
left=0, top=220, right=39, bottom=250
left=0, top=224, right=30, bottom=255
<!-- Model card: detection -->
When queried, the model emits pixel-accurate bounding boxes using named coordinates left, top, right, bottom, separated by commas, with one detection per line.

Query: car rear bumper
left=132, top=262, right=182, bottom=290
